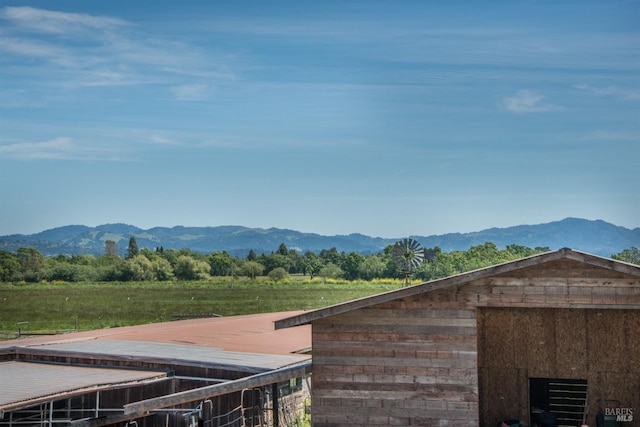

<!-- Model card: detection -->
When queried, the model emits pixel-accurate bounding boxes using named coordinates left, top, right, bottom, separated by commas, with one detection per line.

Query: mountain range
left=0, top=218, right=638, bottom=258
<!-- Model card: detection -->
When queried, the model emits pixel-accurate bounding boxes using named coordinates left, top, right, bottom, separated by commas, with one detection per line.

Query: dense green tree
left=358, top=255, right=386, bottom=280
left=209, top=251, right=234, bottom=276
left=416, top=248, right=456, bottom=281
left=178, top=248, right=208, bottom=261
left=95, top=262, right=124, bottom=281
left=319, top=247, right=341, bottom=265
left=612, top=247, right=640, bottom=265
left=16, top=247, right=45, bottom=282
left=156, top=248, right=181, bottom=268
left=241, top=261, right=264, bottom=279
left=69, top=254, right=97, bottom=265
left=259, top=253, right=291, bottom=274
left=45, top=262, right=95, bottom=282
left=505, top=244, right=537, bottom=258
left=174, top=255, right=210, bottom=281
left=0, top=250, right=22, bottom=282
left=380, top=244, right=400, bottom=278
left=276, top=243, right=289, bottom=256
left=151, top=257, right=174, bottom=281
left=94, top=253, right=122, bottom=267
left=0, top=240, right=564, bottom=284
left=301, top=251, right=323, bottom=278
left=465, top=242, right=502, bottom=268
left=247, top=249, right=257, bottom=261
left=341, top=252, right=365, bottom=280
left=126, top=237, right=139, bottom=259
left=319, top=263, right=343, bottom=279
left=138, top=248, right=158, bottom=260
left=17, top=247, right=44, bottom=272
left=286, top=249, right=304, bottom=274
left=45, top=263, right=78, bottom=282
left=124, top=254, right=155, bottom=281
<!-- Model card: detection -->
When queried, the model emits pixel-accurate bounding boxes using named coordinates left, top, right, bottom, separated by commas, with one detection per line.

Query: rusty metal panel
left=28, top=339, right=308, bottom=371
left=0, top=361, right=166, bottom=410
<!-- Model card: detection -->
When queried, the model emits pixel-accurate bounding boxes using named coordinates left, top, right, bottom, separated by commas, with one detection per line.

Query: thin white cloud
left=171, top=84, right=211, bottom=101
left=146, top=135, right=183, bottom=146
left=0, top=137, right=76, bottom=159
left=574, top=84, right=640, bottom=100
left=503, top=90, right=561, bottom=113
left=0, top=137, right=127, bottom=161
left=0, top=36, right=114, bottom=71
left=0, top=36, right=69, bottom=62
left=75, top=69, right=138, bottom=87
left=0, top=6, right=236, bottom=94
left=0, top=6, right=128, bottom=34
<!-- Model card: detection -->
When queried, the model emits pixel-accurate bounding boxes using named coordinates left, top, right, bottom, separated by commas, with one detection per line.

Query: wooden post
left=271, top=383, right=279, bottom=427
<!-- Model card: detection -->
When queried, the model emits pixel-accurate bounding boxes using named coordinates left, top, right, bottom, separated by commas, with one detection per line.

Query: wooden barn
left=275, top=248, right=640, bottom=427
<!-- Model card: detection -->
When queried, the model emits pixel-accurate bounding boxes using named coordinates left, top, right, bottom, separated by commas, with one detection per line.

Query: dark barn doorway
left=529, top=378, right=587, bottom=427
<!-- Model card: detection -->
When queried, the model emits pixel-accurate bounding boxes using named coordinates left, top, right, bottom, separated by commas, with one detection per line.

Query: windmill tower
left=392, top=238, right=436, bottom=286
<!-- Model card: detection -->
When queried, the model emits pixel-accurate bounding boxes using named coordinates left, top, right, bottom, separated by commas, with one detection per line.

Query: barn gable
left=275, top=249, right=640, bottom=427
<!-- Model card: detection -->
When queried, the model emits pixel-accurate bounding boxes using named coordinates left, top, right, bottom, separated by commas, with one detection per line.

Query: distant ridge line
left=0, top=218, right=638, bottom=258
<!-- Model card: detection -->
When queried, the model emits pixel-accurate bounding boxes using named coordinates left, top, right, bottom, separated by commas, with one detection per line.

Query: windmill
left=392, top=238, right=436, bottom=286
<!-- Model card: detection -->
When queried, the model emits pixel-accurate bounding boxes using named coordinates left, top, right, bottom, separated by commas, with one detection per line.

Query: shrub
left=267, top=267, right=289, bottom=282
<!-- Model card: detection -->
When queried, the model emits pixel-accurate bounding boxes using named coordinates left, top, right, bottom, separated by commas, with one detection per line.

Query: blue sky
left=1, top=1, right=638, bottom=238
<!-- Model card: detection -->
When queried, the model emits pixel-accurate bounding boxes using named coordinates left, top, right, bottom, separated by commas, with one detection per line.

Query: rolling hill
left=0, top=218, right=637, bottom=258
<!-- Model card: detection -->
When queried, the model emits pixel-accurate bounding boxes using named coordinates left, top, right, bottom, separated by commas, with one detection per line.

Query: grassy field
left=0, top=278, right=403, bottom=338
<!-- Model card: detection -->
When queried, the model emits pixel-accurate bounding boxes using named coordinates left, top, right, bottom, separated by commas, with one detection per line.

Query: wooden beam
left=272, top=382, right=279, bottom=427
left=126, top=362, right=309, bottom=414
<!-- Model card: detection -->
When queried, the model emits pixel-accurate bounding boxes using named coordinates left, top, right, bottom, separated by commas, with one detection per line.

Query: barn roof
left=275, top=248, right=640, bottom=329
left=0, top=361, right=167, bottom=415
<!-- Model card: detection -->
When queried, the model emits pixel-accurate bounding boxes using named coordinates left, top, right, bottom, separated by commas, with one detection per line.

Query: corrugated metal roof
left=22, top=339, right=307, bottom=371
left=1, top=311, right=311, bottom=357
left=0, top=361, right=166, bottom=411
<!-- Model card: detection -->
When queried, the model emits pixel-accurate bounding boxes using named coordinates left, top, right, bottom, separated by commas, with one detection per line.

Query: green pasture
left=0, top=278, right=401, bottom=338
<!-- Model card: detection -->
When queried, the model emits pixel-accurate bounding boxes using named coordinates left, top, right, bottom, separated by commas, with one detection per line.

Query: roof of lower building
left=15, top=338, right=306, bottom=371
left=2, top=310, right=310, bottom=361
left=0, top=361, right=167, bottom=414
left=0, top=311, right=312, bottom=417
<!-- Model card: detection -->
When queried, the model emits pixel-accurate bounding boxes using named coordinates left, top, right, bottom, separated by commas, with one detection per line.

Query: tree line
left=1, top=237, right=638, bottom=284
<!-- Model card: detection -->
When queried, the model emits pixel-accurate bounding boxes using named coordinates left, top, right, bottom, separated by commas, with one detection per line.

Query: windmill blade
left=392, top=238, right=427, bottom=272
left=408, top=239, right=421, bottom=252
left=409, top=257, right=422, bottom=270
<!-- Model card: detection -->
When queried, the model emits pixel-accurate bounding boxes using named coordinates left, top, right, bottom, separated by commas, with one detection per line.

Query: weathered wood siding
left=475, top=258, right=640, bottom=309
left=310, top=258, right=640, bottom=427
left=312, top=290, right=479, bottom=427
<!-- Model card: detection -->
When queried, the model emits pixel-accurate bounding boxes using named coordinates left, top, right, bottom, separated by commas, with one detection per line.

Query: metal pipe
left=95, top=392, right=99, bottom=419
